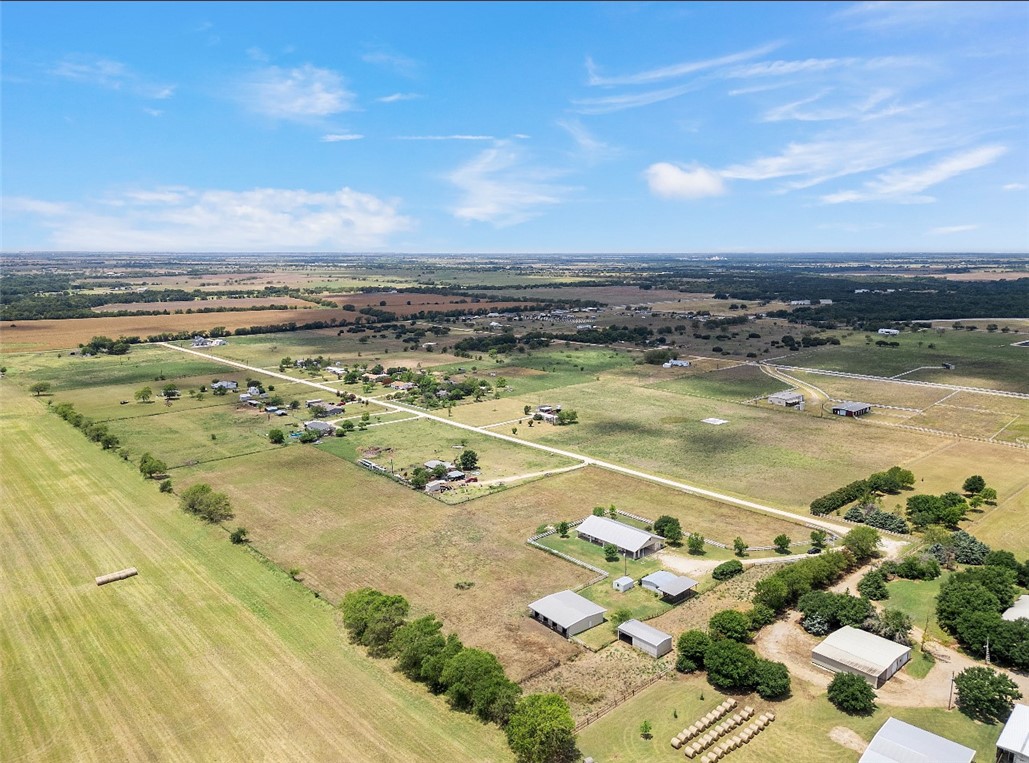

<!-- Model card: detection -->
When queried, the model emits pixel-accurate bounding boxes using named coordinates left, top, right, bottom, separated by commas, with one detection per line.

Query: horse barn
left=575, top=515, right=665, bottom=559
left=528, top=590, right=606, bottom=638
left=832, top=401, right=872, bottom=417
left=768, top=391, right=804, bottom=408
left=616, top=619, right=673, bottom=657
left=811, top=627, right=911, bottom=688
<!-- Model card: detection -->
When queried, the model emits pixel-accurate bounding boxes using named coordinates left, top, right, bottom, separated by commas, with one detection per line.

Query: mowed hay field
left=180, top=446, right=587, bottom=681
left=90, top=296, right=319, bottom=312
left=0, top=308, right=349, bottom=352
left=0, top=384, right=511, bottom=762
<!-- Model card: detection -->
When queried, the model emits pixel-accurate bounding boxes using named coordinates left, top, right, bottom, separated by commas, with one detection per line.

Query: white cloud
left=321, top=133, right=364, bottom=142
left=398, top=135, right=495, bottom=141
left=557, top=119, right=617, bottom=161
left=449, top=144, right=572, bottom=226
left=376, top=92, right=423, bottom=103
left=571, top=82, right=702, bottom=114
left=6, top=186, right=411, bottom=250
left=142, top=107, right=163, bottom=117
left=644, top=163, right=726, bottom=200
left=361, top=50, right=419, bottom=77
left=820, top=145, right=1007, bottom=203
left=835, top=1, right=1011, bottom=30
left=50, top=55, right=175, bottom=99
left=585, top=42, right=780, bottom=86
left=242, top=65, right=354, bottom=120
left=726, top=58, right=855, bottom=79
left=927, top=224, right=979, bottom=235
left=1003, top=182, right=1027, bottom=191
left=761, top=88, right=906, bottom=123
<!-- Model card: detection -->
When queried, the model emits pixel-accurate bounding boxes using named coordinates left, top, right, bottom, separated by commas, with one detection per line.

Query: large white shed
left=617, top=619, right=673, bottom=657
left=811, top=626, right=910, bottom=688
left=528, top=590, right=606, bottom=638
left=859, top=717, right=974, bottom=763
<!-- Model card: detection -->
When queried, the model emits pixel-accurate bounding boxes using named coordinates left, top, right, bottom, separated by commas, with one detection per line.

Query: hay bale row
left=95, top=567, right=138, bottom=586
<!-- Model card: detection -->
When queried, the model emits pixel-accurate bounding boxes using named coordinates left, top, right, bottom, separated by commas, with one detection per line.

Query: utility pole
left=948, top=672, right=954, bottom=710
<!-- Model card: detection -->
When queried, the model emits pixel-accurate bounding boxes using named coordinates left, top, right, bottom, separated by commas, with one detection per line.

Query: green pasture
left=648, top=363, right=790, bottom=401
left=884, top=573, right=952, bottom=645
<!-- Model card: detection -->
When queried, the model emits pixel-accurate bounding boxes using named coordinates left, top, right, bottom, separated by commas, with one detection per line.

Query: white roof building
left=528, top=590, right=606, bottom=638
left=998, top=704, right=1029, bottom=763
left=640, top=570, right=698, bottom=602
left=617, top=619, right=673, bottom=658
left=1003, top=595, right=1029, bottom=622
left=859, top=717, right=974, bottom=763
left=812, top=626, right=911, bottom=688
left=576, top=515, right=664, bottom=559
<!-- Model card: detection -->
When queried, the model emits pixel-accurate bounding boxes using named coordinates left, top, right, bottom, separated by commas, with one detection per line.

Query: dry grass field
left=323, top=291, right=540, bottom=315
left=0, top=383, right=511, bottom=762
left=90, top=296, right=319, bottom=312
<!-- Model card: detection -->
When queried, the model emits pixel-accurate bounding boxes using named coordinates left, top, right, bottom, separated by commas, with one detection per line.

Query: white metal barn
left=812, top=626, right=911, bottom=688
left=528, top=590, right=606, bottom=638
left=859, top=717, right=974, bottom=763
left=997, top=704, right=1029, bottom=763
left=617, top=619, right=673, bottom=657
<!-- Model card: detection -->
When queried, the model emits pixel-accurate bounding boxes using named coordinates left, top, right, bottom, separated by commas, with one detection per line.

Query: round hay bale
left=767, top=711, right=776, bottom=722
left=732, top=713, right=742, bottom=724
left=744, top=706, right=755, bottom=716
left=683, top=748, right=696, bottom=760
left=728, top=698, right=738, bottom=707
left=672, top=737, right=682, bottom=749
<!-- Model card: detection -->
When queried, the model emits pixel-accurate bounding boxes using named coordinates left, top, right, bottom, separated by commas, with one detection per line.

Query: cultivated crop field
left=0, top=384, right=511, bottom=762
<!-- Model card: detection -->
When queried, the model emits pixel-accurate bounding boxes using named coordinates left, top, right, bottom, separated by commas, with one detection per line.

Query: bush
left=340, top=588, right=410, bottom=657
left=754, top=659, right=791, bottom=699
left=268, top=428, right=285, bottom=444
left=746, top=604, right=777, bottom=630
left=709, top=610, right=751, bottom=642
left=158, top=479, right=173, bottom=494
left=229, top=527, right=248, bottom=544
left=893, top=556, right=941, bottom=580
left=179, top=483, right=233, bottom=523
left=677, top=630, right=710, bottom=670
left=844, top=506, right=866, bottom=523
left=704, top=639, right=758, bottom=690
left=864, top=510, right=909, bottom=534
left=810, top=480, right=869, bottom=515
left=712, top=559, right=744, bottom=581
left=828, top=672, right=876, bottom=714
left=954, top=666, right=1022, bottom=723
left=773, top=534, right=791, bottom=553
left=857, top=570, right=889, bottom=600
left=686, top=532, right=705, bottom=554
left=505, top=693, right=579, bottom=763
left=953, top=531, right=991, bottom=565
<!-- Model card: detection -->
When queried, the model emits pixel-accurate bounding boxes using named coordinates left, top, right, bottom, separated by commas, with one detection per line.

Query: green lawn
left=536, top=533, right=665, bottom=578
left=885, top=573, right=952, bottom=645
left=577, top=584, right=673, bottom=649
left=649, top=364, right=790, bottom=402
left=0, top=382, right=511, bottom=762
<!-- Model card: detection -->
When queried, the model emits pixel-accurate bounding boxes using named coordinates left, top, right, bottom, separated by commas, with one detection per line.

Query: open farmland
left=324, top=291, right=541, bottom=316
left=0, top=308, right=350, bottom=352
left=90, top=296, right=319, bottom=312
left=0, top=383, right=511, bottom=763
left=177, top=446, right=587, bottom=681
left=648, top=363, right=790, bottom=402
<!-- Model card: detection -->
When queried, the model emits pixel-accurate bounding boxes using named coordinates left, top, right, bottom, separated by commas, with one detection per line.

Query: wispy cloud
left=821, top=145, right=1007, bottom=203
left=240, top=65, right=354, bottom=121
left=927, top=224, right=979, bottom=235
left=361, top=49, right=419, bottom=77
left=726, top=58, right=855, bottom=79
left=398, top=134, right=495, bottom=141
left=557, top=119, right=618, bottom=162
left=571, top=82, right=702, bottom=114
left=321, top=133, right=364, bottom=142
left=761, top=88, right=910, bottom=123
left=449, top=143, right=573, bottom=226
left=50, top=55, right=175, bottom=99
left=1003, top=182, right=1027, bottom=191
left=835, top=1, right=1012, bottom=31
left=585, top=42, right=780, bottom=86
left=142, top=107, right=163, bottom=117
left=6, top=186, right=412, bottom=250
left=644, top=163, right=726, bottom=199
left=377, top=92, right=423, bottom=103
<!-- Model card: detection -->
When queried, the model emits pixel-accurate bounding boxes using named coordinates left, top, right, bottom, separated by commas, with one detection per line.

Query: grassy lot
left=786, top=369, right=955, bottom=409
left=178, top=445, right=587, bottom=682
left=577, top=585, right=673, bottom=649
left=577, top=672, right=1003, bottom=762
left=536, top=534, right=664, bottom=579
left=885, top=573, right=952, bottom=645
left=0, top=383, right=511, bottom=762
left=782, top=329, right=1029, bottom=392
left=648, top=364, right=790, bottom=402
left=513, top=380, right=938, bottom=512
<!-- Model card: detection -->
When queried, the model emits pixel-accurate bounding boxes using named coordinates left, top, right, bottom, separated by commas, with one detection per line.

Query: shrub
left=864, top=511, right=909, bottom=534
left=229, top=527, right=248, bottom=544
left=754, top=659, right=791, bottom=699
left=708, top=610, right=751, bottom=642
left=677, top=630, right=710, bottom=670
left=773, top=534, right=791, bottom=553
left=954, top=667, right=1022, bottom=723
left=712, top=560, right=744, bottom=581
left=828, top=672, right=876, bottom=714
left=857, top=570, right=889, bottom=600
left=179, top=483, right=233, bottom=523
left=704, top=639, right=758, bottom=690
left=603, top=543, right=619, bottom=562
left=158, top=479, right=173, bottom=494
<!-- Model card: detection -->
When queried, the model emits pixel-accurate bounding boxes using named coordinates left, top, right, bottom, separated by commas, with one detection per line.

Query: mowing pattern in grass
left=649, top=364, right=790, bottom=402
left=0, top=385, right=511, bottom=762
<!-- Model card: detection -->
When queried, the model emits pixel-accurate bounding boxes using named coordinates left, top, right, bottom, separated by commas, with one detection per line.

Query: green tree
left=754, top=659, right=791, bottom=699
left=603, top=543, right=619, bottom=562
left=557, top=521, right=570, bottom=538
left=857, top=570, right=889, bottom=600
left=158, top=479, right=173, bottom=494
left=592, top=507, right=606, bottom=517
left=810, top=530, right=828, bottom=549
left=653, top=515, right=683, bottom=544
left=980, top=487, right=998, bottom=503
left=441, top=648, right=521, bottom=724
left=134, top=386, right=153, bottom=403
left=230, top=527, right=248, bottom=544
left=842, top=526, right=881, bottom=562
left=268, top=428, right=285, bottom=444
left=340, top=588, right=410, bottom=657
left=138, top=452, right=168, bottom=479
left=827, top=672, right=876, bottom=714
left=773, top=534, right=791, bottom=554
left=676, top=630, right=710, bottom=673
left=962, top=475, right=986, bottom=495
left=505, top=693, right=579, bottom=763
left=639, top=720, right=652, bottom=739
left=523, top=405, right=531, bottom=416
left=610, top=608, right=633, bottom=628
left=421, top=633, right=464, bottom=693
left=178, top=483, right=233, bottom=523
left=709, top=609, right=751, bottom=642
left=29, top=381, right=52, bottom=396
left=733, top=537, right=748, bottom=557
left=555, top=410, right=578, bottom=425
left=457, top=449, right=479, bottom=471
left=390, top=615, right=446, bottom=682
left=954, top=667, right=1022, bottom=723
left=712, top=560, right=744, bottom=581
left=410, top=468, right=430, bottom=490
left=704, top=639, right=758, bottom=690
left=162, top=382, right=179, bottom=397
left=874, top=609, right=913, bottom=645
left=686, top=532, right=705, bottom=554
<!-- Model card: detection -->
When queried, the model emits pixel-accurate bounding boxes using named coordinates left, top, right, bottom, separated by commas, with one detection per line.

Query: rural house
left=832, top=401, right=872, bottom=417
left=877, top=328, right=900, bottom=335
left=811, top=626, right=910, bottom=688
left=768, top=391, right=804, bottom=408
left=576, top=515, right=664, bottom=559
left=661, top=359, right=691, bottom=368
left=616, top=619, right=673, bottom=657
left=303, top=420, right=334, bottom=435
left=996, top=704, right=1029, bottom=763
left=211, top=380, right=238, bottom=391
left=192, top=336, right=227, bottom=348
left=528, top=590, right=606, bottom=638
left=640, top=570, right=698, bottom=602
left=859, top=717, right=974, bottom=763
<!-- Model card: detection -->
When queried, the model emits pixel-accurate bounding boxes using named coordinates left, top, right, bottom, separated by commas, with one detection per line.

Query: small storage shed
left=832, top=401, right=872, bottom=417
left=528, top=590, right=606, bottom=638
left=641, top=571, right=699, bottom=603
left=812, top=626, right=910, bottom=688
left=617, top=619, right=673, bottom=657
left=612, top=575, right=634, bottom=593
left=859, top=717, right=974, bottom=763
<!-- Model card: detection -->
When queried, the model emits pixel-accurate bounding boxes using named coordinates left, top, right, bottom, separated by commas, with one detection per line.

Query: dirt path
left=656, top=551, right=723, bottom=579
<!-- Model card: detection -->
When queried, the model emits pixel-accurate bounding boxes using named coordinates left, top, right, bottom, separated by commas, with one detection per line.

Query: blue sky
left=3, top=1, right=1028, bottom=253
